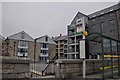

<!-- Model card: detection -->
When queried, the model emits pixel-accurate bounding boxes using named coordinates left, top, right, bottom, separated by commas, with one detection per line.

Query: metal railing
left=41, top=55, right=58, bottom=76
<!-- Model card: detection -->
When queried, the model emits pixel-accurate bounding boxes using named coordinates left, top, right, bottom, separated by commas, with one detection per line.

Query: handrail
left=42, top=55, right=58, bottom=76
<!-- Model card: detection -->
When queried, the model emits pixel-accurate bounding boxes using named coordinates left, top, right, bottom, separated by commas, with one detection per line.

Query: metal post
left=117, top=42, right=120, bottom=75
left=55, top=63, right=60, bottom=78
left=110, top=40, right=113, bottom=77
left=101, top=37, right=104, bottom=79
left=100, top=21, right=105, bottom=79
left=83, top=59, right=86, bottom=79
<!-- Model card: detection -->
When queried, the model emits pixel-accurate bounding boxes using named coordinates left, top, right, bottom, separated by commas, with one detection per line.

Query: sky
left=1, top=2, right=118, bottom=38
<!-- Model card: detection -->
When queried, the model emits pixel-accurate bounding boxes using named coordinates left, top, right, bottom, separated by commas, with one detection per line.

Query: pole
left=83, top=59, right=86, bottom=79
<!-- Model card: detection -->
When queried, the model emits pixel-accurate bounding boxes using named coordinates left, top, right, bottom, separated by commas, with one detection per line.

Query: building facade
left=0, top=35, right=5, bottom=56
left=67, top=13, right=88, bottom=59
left=87, top=3, right=120, bottom=59
left=4, top=31, right=34, bottom=60
left=67, top=2, right=120, bottom=59
left=35, top=35, right=56, bottom=63
left=53, top=34, right=67, bottom=59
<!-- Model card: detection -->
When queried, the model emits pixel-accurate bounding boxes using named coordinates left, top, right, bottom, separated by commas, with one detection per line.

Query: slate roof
left=53, top=35, right=68, bottom=41
left=36, top=35, right=56, bottom=44
left=7, top=31, right=34, bottom=42
left=0, top=35, right=5, bottom=40
left=88, top=3, right=119, bottom=18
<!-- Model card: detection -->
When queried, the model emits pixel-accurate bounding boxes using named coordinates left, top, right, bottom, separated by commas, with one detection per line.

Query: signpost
left=79, top=40, right=86, bottom=79
left=76, top=17, right=88, bottom=79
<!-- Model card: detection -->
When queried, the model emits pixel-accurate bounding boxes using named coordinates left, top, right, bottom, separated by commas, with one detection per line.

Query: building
left=52, top=34, right=67, bottom=59
left=0, top=35, right=5, bottom=56
left=87, top=3, right=120, bottom=59
left=35, top=35, right=56, bottom=63
left=67, top=13, right=88, bottom=59
left=67, top=2, right=120, bottom=59
left=5, top=31, right=34, bottom=59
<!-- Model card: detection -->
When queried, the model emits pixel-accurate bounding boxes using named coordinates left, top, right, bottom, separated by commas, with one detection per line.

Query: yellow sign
left=83, top=30, right=88, bottom=36
left=104, top=55, right=120, bottom=57
left=100, top=65, right=118, bottom=70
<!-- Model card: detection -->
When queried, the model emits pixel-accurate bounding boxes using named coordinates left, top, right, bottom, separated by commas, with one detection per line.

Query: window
left=100, top=16, right=104, bottom=19
left=18, top=41, right=28, bottom=47
left=110, top=30, right=115, bottom=36
left=41, top=50, right=48, bottom=55
left=21, top=33, right=25, bottom=39
left=41, top=43, right=48, bottom=48
left=101, top=22, right=104, bottom=28
left=110, top=13, right=114, bottom=17
left=45, top=37, right=48, bottom=41
left=92, top=24, right=95, bottom=29
left=92, top=18, right=95, bottom=22
left=109, top=19, right=114, bottom=25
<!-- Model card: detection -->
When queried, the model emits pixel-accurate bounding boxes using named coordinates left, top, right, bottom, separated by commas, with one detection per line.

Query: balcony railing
left=68, top=41, right=75, bottom=44
left=68, top=24, right=75, bottom=28
left=68, top=32, right=75, bottom=36
left=68, top=49, right=75, bottom=52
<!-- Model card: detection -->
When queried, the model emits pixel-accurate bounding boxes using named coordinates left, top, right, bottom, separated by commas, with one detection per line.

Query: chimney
left=60, top=34, right=62, bottom=37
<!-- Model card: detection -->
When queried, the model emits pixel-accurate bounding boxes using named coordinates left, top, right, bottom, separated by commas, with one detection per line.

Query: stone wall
left=55, top=59, right=111, bottom=78
left=28, top=41, right=34, bottom=61
left=35, top=42, right=41, bottom=62
left=2, top=57, right=32, bottom=79
left=48, top=44, right=56, bottom=61
left=3, top=39, right=34, bottom=60
left=116, top=9, right=120, bottom=40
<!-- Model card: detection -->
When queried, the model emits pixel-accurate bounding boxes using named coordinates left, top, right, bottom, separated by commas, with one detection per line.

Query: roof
left=53, top=35, right=68, bottom=41
left=0, top=35, right=5, bottom=40
left=88, top=3, right=119, bottom=18
left=52, top=36, right=60, bottom=41
left=86, top=32, right=120, bottom=43
left=7, top=31, right=34, bottom=42
left=71, top=12, right=88, bottom=24
left=36, top=35, right=56, bottom=44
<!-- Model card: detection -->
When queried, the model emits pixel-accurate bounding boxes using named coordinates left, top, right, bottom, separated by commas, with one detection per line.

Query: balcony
left=60, top=50, right=64, bottom=53
left=68, top=40, right=75, bottom=44
left=64, top=50, right=67, bottom=53
left=68, top=32, right=75, bottom=36
left=59, top=41, right=63, bottom=44
left=64, top=47, right=67, bottom=50
left=68, top=24, right=75, bottom=29
left=68, top=49, right=75, bottom=52
left=41, top=47, right=48, bottom=50
left=40, top=53, right=48, bottom=56
left=64, top=41, right=67, bottom=44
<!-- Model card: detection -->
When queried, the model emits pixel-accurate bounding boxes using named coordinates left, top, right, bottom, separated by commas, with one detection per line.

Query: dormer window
left=21, top=33, right=25, bottom=39
left=45, top=37, right=48, bottom=42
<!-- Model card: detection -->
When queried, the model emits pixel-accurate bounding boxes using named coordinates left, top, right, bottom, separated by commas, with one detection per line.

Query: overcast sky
left=1, top=2, right=118, bottom=38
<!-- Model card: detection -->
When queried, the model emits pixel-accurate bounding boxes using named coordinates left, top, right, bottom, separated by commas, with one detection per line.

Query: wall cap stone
left=55, top=59, right=110, bottom=64
left=2, top=56, right=33, bottom=64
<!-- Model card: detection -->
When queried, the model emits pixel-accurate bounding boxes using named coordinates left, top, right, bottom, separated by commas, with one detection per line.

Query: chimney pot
left=60, top=34, right=62, bottom=36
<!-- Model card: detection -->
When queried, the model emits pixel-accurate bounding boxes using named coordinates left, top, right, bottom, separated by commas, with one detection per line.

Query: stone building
left=0, top=35, right=5, bottom=56
left=4, top=31, right=34, bottom=60
left=52, top=34, right=68, bottom=59
left=87, top=2, right=120, bottom=59
left=35, top=35, right=56, bottom=63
